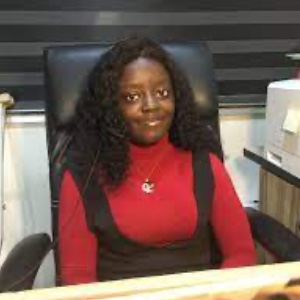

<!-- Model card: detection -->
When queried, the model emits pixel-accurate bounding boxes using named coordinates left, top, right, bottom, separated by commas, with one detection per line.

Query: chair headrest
left=44, top=42, right=218, bottom=128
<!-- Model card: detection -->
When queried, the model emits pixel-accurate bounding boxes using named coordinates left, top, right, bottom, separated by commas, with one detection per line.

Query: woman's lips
left=145, top=120, right=161, bottom=126
left=142, top=116, right=166, bottom=127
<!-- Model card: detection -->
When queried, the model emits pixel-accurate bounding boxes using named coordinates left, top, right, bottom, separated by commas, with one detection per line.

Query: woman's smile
left=142, top=115, right=164, bottom=127
left=144, top=120, right=161, bottom=127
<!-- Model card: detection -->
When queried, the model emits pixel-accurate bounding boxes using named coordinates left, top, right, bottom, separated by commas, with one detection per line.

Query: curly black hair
left=71, top=36, right=222, bottom=188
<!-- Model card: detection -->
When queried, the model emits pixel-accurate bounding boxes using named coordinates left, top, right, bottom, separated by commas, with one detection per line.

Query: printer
left=265, top=79, right=300, bottom=178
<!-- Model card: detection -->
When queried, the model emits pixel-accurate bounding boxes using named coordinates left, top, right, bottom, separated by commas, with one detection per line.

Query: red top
left=59, top=137, right=256, bottom=285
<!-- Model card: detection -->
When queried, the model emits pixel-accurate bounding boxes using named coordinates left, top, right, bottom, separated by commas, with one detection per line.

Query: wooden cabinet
left=258, top=168, right=300, bottom=264
left=244, top=148, right=300, bottom=264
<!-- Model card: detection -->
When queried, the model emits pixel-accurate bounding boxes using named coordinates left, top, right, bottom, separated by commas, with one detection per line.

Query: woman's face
left=118, top=57, right=175, bottom=146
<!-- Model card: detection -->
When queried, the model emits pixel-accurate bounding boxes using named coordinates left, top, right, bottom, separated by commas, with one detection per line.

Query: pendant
left=141, top=179, right=155, bottom=194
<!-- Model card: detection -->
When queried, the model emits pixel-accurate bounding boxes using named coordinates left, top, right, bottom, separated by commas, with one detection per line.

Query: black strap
left=64, top=143, right=119, bottom=236
left=192, top=150, right=214, bottom=228
left=192, top=150, right=215, bottom=266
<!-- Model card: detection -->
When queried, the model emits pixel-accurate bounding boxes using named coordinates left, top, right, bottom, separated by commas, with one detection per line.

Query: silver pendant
left=141, top=179, right=154, bottom=194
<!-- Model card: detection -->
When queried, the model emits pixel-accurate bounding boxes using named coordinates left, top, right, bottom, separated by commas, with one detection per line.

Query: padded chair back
left=44, top=42, right=219, bottom=130
left=0, top=233, right=51, bottom=292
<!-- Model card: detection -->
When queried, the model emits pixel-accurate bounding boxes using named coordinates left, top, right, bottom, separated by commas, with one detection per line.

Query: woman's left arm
left=209, top=154, right=257, bottom=268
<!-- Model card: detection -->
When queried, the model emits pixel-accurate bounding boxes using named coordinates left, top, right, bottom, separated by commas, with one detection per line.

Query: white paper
left=282, top=107, right=300, bottom=134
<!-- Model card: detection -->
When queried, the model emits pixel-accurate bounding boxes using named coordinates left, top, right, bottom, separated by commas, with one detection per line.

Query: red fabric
left=59, top=139, right=256, bottom=285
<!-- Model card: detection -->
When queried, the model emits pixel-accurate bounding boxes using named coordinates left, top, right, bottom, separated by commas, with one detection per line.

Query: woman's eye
left=124, top=93, right=140, bottom=103
left=156, top=89, right=170, bottom=99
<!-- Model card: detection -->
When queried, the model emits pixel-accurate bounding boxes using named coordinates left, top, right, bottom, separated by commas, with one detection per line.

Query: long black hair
left=71, top=36, right=221, bottom=187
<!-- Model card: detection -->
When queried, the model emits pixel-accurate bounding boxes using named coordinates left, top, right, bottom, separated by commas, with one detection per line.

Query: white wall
left=1, top=115, right=55, bottom=288
left=220, top=109, right=266, bottom=207
left=0, top=109, right=265, bottom=289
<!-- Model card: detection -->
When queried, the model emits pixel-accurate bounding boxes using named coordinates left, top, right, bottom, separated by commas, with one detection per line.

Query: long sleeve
left=59, top=170, right=98, bottom=285
left=210, top=154, right=257, bottom=268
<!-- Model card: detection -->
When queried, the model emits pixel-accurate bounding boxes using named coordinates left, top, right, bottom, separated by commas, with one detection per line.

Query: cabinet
left=244, top=147, right=300, bottom=264
left=259, top=168, right=300, bottom=263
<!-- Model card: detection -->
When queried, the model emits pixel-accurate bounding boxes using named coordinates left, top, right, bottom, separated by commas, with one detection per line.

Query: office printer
left=265, top=79, right=300, bottom=178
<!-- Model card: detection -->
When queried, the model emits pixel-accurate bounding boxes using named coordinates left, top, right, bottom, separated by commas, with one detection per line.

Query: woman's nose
left=142, top=92, right=159, bottom=112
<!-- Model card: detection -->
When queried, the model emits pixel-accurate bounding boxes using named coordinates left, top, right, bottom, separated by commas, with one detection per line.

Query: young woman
left=58, top=36, right=256, bottom=285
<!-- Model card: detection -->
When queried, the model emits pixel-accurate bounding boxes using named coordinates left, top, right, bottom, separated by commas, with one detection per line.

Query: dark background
left=0, top=0, right=299, bottom=111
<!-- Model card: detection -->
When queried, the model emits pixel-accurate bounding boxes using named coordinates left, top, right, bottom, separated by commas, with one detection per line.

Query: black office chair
left=44, top=41, right=223, bottom=276
left=43, top=41, right=300, bottom=282
left=246, top=208, right=300, bottom=262
left=0, top=233, right=51, bottom=292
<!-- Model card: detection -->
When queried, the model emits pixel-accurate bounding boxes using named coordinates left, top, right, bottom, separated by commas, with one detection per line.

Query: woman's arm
left=209, top=154, right=257, bottom=268
left=59, top=170, right=98, bottom=285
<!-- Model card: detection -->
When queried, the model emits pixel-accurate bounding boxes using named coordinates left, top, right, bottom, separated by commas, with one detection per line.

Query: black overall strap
left=65, top=146, right=122, bottom=242
left=192, top=150, right=215, bottom=266
left=192, top=150, right=214, bottom=226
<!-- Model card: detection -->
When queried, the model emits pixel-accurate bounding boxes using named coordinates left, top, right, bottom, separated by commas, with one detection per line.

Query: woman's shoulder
left=208, top=152, right=222, bottom=166
left=208, top=152, right=228, bottom=179
left=61, top=168, right=77, bottom=189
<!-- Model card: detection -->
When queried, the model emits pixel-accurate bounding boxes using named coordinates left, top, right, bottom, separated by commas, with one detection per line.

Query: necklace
left=141, top=179, right=155, bottom=194
left=134, top=147, right=170, bottom=194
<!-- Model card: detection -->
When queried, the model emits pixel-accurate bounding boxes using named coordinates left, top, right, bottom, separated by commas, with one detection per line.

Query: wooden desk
left=244, top=147, right=300, bottom=263
left=0, top=262, right=300, bottom=300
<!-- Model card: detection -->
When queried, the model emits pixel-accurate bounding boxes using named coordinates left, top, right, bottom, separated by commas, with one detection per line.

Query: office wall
left=220, top=111, right=266, bottom=207
left=0, top=1, right=299, bottom=110
left=2, top=115, right=54, bottom=288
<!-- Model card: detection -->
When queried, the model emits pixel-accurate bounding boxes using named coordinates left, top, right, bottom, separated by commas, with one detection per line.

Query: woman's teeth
left=145, top=120, right=160, bottom=126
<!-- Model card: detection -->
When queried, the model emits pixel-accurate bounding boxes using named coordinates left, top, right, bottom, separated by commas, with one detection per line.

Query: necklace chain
left=134, top=147, right=170, bottom=194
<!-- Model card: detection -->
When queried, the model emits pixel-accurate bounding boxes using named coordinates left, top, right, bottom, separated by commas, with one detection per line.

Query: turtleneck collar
left=129, top=135, right=172, bottom=159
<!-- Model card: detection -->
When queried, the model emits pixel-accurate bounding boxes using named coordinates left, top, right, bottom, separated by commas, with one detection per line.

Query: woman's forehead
left=120, top=57, right=171, bottom=86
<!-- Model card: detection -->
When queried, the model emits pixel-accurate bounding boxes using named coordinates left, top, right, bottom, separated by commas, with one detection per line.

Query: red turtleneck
left=59, top=137, right=256, bottom=285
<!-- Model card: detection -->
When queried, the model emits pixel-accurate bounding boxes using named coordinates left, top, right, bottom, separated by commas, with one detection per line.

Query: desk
left=244, top=147, right=300, bottom=263
left=0, top=262, right=300, bottom=300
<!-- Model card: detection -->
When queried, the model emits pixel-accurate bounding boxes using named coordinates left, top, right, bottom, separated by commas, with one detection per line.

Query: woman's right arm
left=59, top=170, right=98, bottom=285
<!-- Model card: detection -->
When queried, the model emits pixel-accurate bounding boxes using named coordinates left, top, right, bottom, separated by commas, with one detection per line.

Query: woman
left=59, top=36, right=256, bottom=285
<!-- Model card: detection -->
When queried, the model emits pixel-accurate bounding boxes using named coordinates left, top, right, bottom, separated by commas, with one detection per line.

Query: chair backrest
left=43, top=41, right=222, bottom=253
left=0, top=233, right=51, bottom=292
left=44, top=42, right=219, bottom=130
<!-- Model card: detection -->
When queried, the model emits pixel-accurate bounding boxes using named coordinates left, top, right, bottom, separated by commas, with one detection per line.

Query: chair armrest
left=245, top=207, right=300, bottom=262
left=0, top=233, right=52, bottom=292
